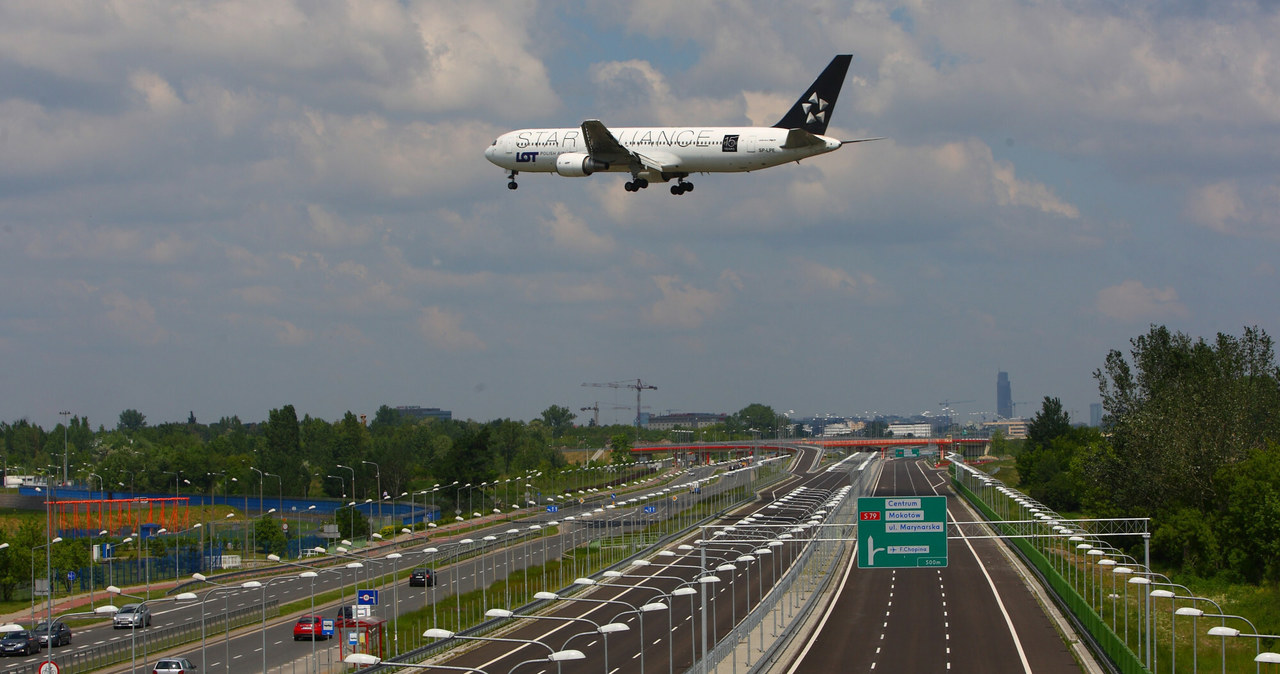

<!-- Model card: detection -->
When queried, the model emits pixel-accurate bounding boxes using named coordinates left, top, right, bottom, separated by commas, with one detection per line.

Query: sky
left=3, top=1, right=1279, bottom=430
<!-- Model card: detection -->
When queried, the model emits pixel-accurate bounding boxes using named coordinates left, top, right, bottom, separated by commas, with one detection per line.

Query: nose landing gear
left=507, top=170, right=518, bottom=190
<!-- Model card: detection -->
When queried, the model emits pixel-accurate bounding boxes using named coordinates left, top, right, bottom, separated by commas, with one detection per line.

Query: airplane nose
left=484, top=142, right=498, bottom=164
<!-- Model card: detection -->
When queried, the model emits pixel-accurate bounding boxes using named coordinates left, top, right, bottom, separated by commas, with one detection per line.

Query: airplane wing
left=580, top=120, right=634, bottom=165
left=580, top=120, right=684, bottom=172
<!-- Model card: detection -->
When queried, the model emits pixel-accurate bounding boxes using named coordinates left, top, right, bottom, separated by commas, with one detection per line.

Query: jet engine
left=555, top=153, right=608, bottom=177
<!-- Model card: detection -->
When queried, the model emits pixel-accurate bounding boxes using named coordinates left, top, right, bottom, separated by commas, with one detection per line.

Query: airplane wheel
left=625, top=182, right=636, bottom=192
left=507, top=181, right=518, bottom=190
left=636, top=178, right=649, bottom=188
left=670, top=185, right=681, bottom=195
left=685, top=182, right=694, bottom=192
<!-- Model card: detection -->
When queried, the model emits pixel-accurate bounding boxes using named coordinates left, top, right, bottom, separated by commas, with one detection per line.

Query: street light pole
left=362, top=460, right=381, bottom=527
left=337, top=464, right=357, bottom=537
left=59, top=411, right=70, bottom=487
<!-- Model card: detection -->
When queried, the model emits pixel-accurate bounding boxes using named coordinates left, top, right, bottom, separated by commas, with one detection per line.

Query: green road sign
left=893, top=447, right=920, bottom=458
left=857, top=496, right=948, bottom=568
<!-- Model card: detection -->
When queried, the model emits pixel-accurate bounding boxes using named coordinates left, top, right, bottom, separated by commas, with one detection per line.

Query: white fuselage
left=484, top=126, right=842, bottom=175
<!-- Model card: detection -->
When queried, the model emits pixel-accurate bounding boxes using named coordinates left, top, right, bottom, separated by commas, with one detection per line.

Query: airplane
left=483, top=54, right=881, bottom=195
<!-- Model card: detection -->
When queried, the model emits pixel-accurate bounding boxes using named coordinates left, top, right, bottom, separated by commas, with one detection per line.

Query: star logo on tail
left=801, top=92, right=828, bottom=125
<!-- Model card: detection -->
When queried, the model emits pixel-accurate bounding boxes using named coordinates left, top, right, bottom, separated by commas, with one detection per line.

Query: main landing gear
left=623, top=176, right=695, bottom=195
left=507, top=170, right=518, bottom=190
left=670, top=179, right=694, bottom=195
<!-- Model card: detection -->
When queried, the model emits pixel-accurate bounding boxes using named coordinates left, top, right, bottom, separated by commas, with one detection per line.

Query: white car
left=113, top=604, right=152, bottom=629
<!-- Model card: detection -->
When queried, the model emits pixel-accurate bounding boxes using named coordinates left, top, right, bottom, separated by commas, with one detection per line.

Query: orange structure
left=54, top=497, right=190, bottom=537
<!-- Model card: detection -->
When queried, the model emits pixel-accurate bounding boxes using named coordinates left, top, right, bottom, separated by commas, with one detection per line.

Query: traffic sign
left=546, top=505, right=559, bottom=513
left=38, top=662, right=60, bottom=674
left=894, top=447, right=920, bottom=458
left=857, top=496, right=947, bottom=568
left=321, top=619, right=335, bottom=636
left=356, top=589, right=379, bottom=606
left=643, top=506, right=657, bottom=514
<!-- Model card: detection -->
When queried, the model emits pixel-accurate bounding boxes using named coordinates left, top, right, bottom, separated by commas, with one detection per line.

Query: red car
left=292, top=615, right=330, bottom=641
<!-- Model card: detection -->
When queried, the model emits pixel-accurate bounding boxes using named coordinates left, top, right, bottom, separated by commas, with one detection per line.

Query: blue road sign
left=321, top=619, right=335, bottom=636
left=643, top=506, right=657, bottom=514
left=546, top=505, right=559, bottom=513
left=67, top=571, right=76, bottom=582
left=347, top=631, right=358, bottom=646
left=356, top=589, right=379, bottom=606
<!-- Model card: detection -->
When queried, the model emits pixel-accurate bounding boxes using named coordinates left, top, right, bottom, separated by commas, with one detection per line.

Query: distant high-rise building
left=997, top=372, right=1013, bottom=419
left=395, top=406, right=452, bottom=421
left=1090, top=403, right=1102, bottom=427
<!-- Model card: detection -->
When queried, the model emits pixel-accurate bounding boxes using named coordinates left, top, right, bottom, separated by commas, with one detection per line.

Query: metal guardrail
left=0, top=600, right=279, bottom=674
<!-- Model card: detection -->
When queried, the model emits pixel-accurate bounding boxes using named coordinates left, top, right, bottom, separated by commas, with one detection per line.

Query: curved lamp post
left=529, top=592, right=632, bottom=673
left=107, top=585, right=197, bottom=674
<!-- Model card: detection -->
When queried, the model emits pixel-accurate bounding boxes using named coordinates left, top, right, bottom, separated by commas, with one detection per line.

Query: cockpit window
left=491, top=139, right=497, bottom=146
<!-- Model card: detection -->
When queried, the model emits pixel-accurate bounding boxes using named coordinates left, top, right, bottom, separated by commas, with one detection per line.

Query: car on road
left=152, top=656, right=197, bottom=673
left=113, top=603, right=152, bottom=629
left=0, top=630, right=41, bottom=656
left=293, top=615, right=329, bottom=640
left=33, top=620, right=72, bottom=647
left=408, top=567, right=436, bottom=587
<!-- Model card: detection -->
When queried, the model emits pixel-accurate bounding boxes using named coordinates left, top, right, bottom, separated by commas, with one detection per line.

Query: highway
left=1, top=461, right=749, bottom=674
left=787, top=456, right=1082, bottom=673
left=9, top=448, right=1091, bottom=674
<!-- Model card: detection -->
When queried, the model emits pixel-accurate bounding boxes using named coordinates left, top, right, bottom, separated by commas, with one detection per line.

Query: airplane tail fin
left=772, top=54, right=853, bottom=136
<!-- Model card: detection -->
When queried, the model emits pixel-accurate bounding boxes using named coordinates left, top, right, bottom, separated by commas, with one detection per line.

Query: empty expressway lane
left=788, top=457, right=1085, bottom=673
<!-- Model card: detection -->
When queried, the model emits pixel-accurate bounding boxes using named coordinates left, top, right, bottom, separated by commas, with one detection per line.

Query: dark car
left=0, top=630, right=41, bottom=656
left=151, top=657, right=197, bottom=673
left=33, top=620, right=71, bottom=647
left=292, top=615, right=329, bottom=641
left=408, top=567, right=436, bottom=587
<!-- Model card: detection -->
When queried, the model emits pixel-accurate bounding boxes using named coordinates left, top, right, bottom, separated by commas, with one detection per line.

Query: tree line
left=1, top=402, right=790, bottom=510
left=1015, top=325, right=1280, bottom=583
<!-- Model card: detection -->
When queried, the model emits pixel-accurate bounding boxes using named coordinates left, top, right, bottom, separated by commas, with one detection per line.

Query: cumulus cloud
left=643, top=275, right=733, bottom=329
left=1096, top=281, right=1190, bottom=321
left=794, top=259, right=882, bottom=300
left=590, top=59, right=743, bottom=125
left=5, top=0, right=1280, bottom=427
left=417, top=306, right=484, bottom=351
left=539, top=203, right=616, bottom=256
left=1185, top=180, right=1280, bottom=240
left=101, top=291, right=168, bottom=346
left=306, top=204, right=372, bottom=248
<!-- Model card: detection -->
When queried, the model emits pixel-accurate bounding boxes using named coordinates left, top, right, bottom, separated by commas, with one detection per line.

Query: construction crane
left=579, top=402, right=632, bottom=427
left=938, top=399, right=974, bottom=411
left=938, top=399, right=974, bottom=428
left=582, top=379, right=657, bottom=427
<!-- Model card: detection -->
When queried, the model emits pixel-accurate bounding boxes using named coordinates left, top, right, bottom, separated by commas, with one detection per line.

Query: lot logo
left=516, top=152, right=539, bottom=163
left=721, top=135, right=739, bottom=152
